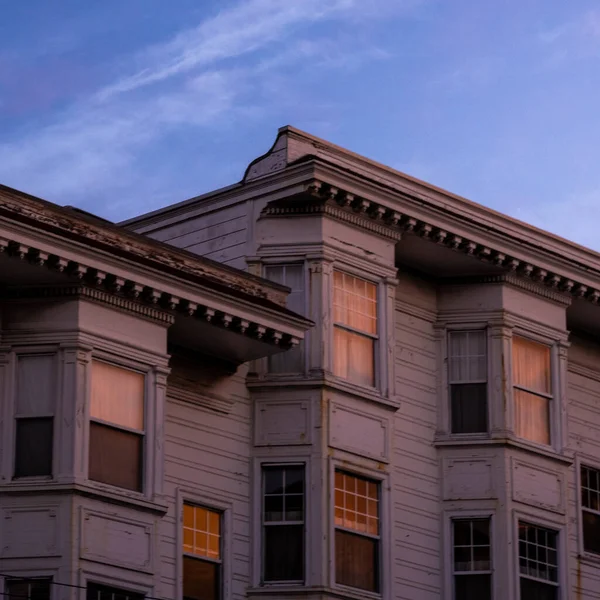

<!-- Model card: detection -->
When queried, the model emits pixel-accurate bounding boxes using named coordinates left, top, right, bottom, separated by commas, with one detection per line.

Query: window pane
left=86, top=583, right=144, bottom=600
left=518, top=522, right=558, bottom=583
left=183, top=556, right=219, bottom=600
left=451, top=384, right=487, bottom=433
left=448, top=331, right=487, bottom=383
left=16, top=355, right=55, bottom=415
left=333, top=271, right=377, bottom=335
left=263, top=524, right=304, bottom=581
left=514, top=389, right=550, bottom=445
left=183, top=504, right=221, bottom=560
left=581, top=466, right=600, bottom=511
left=453, top=519, right=491, bottom=573
left=91, top=361, right=144, bottom=430
left=6, top=579, right=51, bottom=600
left=513, top=336, right=551, bottom=394
left=519, top=578, right=557, bottom=600
left=583, top=510, right=600, bottom=555
left=335, top=471, right=379, bottom=536
left=14, top=417, right=53, bottom=478
left=454, top=574, right=491, bottom=600
left=89, top=422, right=142, bottom=491
left=335, top=529, right=379, bottom=592
left=333, top=327, right=374, bottom=387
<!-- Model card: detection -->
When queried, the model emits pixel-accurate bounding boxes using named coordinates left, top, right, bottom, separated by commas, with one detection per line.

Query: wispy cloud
left=0, top=0, right=412, bottom=218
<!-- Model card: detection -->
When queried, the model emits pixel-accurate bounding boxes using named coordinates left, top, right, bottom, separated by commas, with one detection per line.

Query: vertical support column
left=148, top=364, right=170, bottom=501
left=433, top=323, right=448, bottom=436
left=57, top=343, right=92, bottom=483
left=307, top=257, right=333, bottom=377
left=488, top=321, right=513, bottom=437
left=555, top=338, right=570, bottom=454
left=380, top=276, right=399, bottom=400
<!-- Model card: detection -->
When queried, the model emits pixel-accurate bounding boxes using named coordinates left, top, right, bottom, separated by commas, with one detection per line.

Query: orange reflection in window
left=183, top=504, right=221, bottom=560
left=334, top=471, right=379, bottom=535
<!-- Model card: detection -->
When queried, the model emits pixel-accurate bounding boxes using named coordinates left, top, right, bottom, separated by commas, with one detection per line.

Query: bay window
left=183, top=504, right=221, bottom=600
left=448, top=330, right=488, bottom=434
left=89, top=360, right=145, bottom=492
left=334, top=470, right=380, bottom=592
left=262, top=465, right=305, bottom=583
left=333, top=271, right=377, bottom=388
left=14, top=354, right=55, bottom=478
left=512, top=336, right=552, bottom=445
left=581, top=465, right=600, bottom=555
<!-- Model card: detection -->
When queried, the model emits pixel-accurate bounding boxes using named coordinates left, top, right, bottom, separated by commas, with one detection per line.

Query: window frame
left=176, top=490, right=232, bottom=600
left=3, top=575, right=53, bottom=600
left=263, top=262, right=308, bottom=375
left=513, top=512, right=566, bottom=600
left=12, top=352, right=58, bottom=480
left=446, top=327, right=489, bottom=435
left=331, top=268, right=380, bottom=390
left=79, top=572, right=152, bottom=600
left=577, top=456, right=600, bottom=562
left=510, top=330, right=560, bottom=450
left=260, top=463, right=306, bottom=585
left=330, top=461, right=387, bottom=597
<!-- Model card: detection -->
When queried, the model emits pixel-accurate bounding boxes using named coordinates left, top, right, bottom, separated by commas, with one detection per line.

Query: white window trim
left=78, top=568, right=154, bottom=600
left=0, top=347, right=60, bottom=483
left=575, top=454, right=600, bottom=564
left=251, top=454, right=311, bottom=589
left=509, top=328, right=563, bottom=454
left=328, top=457, right=390, bottom=600
left=175, top=488, right=233, bottom=600
left=329, top=266, right=383, bottom=393
left=84, top=350, right=164, bottom=502
left=440, top=324, right=490, bottom=438
left=442, top=509, right=494, bottom=600
left=262, top=261, right=310, bottom=377
left=512, top=510, right=568, bottom=600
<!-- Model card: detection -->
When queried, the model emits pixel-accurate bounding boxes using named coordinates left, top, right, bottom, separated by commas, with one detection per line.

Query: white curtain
left=16, top=354, right=55, bottom=415
left=90, top=360, right=144, bottom=430
left=448, top=330, right=486, bottom=383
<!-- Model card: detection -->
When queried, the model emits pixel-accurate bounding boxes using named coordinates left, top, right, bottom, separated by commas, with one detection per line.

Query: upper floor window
left=448, top=330, right=487, bottom=434
left=262, top=465, right=305, bottom=583
left=518, top=522, right=558, bottom=599
left=14, top=354, right=55, bottom=478
left=87, top=583, right=144, bottom=600
left=183, top=504, right=222, bottom=600
left=89, top=360, right=145, bottom=492
left=5, top=578, right=51, bottom=600
left=334, top=471, right=380, bottom=593
left=452, top=518, right=491, bottom=600
left=264, top=265, right=305, bottom=373
left=581, top=465, right=600, bottom=555
left=333, top=271, right=377, bottom=388
left=513, top=336, right=552, bottom=445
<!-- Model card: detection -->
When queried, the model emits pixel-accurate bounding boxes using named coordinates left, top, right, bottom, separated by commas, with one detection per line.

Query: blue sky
left=1, top=1, right=600, bottom=248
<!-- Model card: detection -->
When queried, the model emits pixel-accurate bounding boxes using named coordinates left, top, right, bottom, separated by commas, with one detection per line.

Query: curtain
left=333, top=271, right=377, bottom=335
left=16, top=354, right=55, bottom=415
left=90, top=360, right=144, bottom=430
left=333, top=328, right=374, bottom=387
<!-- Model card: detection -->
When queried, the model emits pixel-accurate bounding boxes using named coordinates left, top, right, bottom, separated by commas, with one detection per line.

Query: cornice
left=0, top=236, right=302, bottom=350
left=269, top=179, right=600, bottom=308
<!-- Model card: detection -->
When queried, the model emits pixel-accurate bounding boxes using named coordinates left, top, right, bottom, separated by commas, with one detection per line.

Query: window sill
left=434, top=435, right=574, bottom=465
left=247, top=585, right=381, bottom=600
left=0, top=480, right=168, bottom=514
left=247, top=372, right=400, bottom=411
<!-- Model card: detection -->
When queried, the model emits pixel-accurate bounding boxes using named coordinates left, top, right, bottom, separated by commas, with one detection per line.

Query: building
left=0, top=187, right=311, bottom=600
left=2, top=126, right=600, bottom=600
left=124, top=127, right=600, bottom=600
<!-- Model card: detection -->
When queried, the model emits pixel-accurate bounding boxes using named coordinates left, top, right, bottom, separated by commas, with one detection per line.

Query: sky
left=1, top=1, right=600, bottom=249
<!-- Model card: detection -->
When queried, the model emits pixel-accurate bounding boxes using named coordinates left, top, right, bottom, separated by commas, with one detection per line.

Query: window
left=182, top=504, right=222, bottom=600
left=89, top=360, right=144, bottom=492
left=14, top=355, right=55, bottom=478
left=5, top=578, right=51, bottom=600
left=452, top=518, right=491, bottom=600
left=334, top=471, right=379, bottom=592
left=333, top=271, right=377, bottom=387
left=448, top=330, right=487, bottom=434
left=86, top=583, right=144, bottom=600
left=518, top=522, right=559, bottom=600
left=581, top=465, right=600, bottom=555
left=262, top=465, right=305, bottom=582
left=513, top=336, right=552, bottom=445
left=265, top=265, right=305, bottom=373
